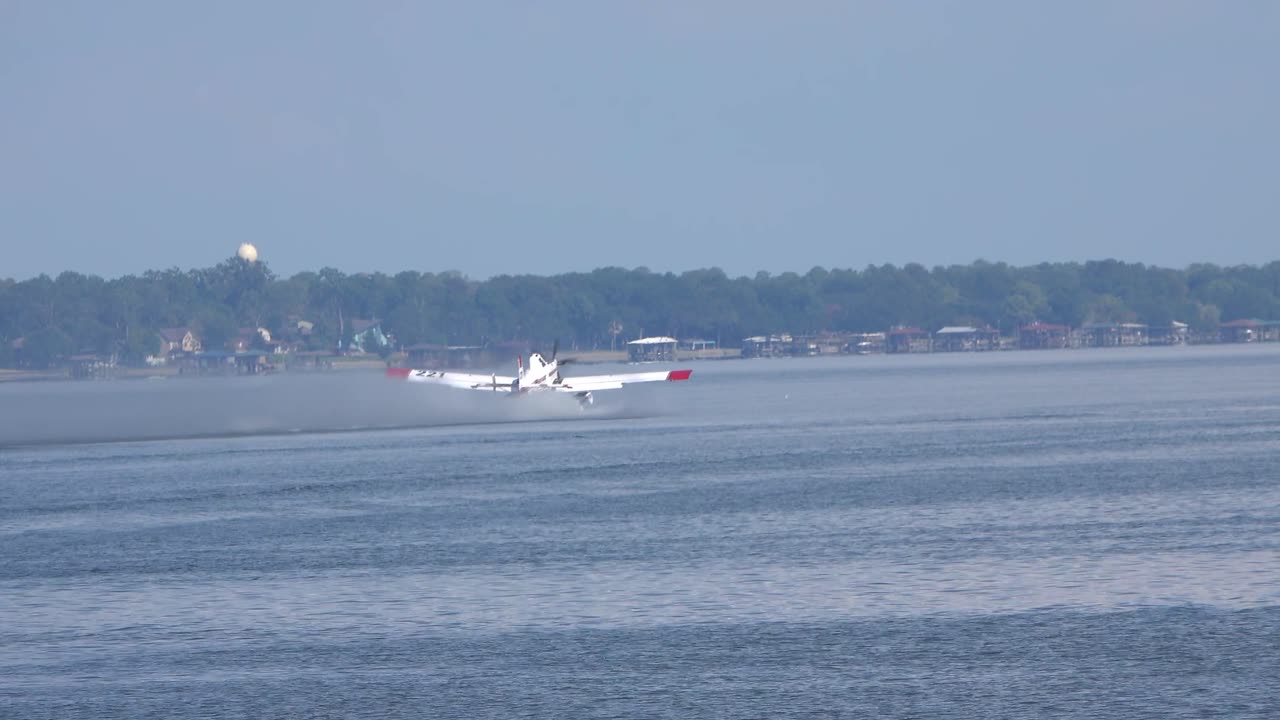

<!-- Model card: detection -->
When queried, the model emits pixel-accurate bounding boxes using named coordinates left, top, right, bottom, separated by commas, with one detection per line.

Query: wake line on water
left=0, top=373, right=666, bottom=449
left=0, top=413, right=657, bottom=450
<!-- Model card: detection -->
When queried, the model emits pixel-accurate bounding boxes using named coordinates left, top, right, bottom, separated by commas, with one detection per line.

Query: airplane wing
left=386, top=367, right=516, bottom=391
left=553, top=369, right=692, bottom=393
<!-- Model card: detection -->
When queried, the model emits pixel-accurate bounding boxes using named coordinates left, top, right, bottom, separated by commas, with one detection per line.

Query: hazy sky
left=2, top=1, right=1277, bottom=281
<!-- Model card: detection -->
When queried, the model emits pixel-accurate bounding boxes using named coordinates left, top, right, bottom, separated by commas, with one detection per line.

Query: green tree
left=196, top=309, right=238, bottom=351
left=1002, top=281, right=1049, bottom=330
left=1193, top=303, right=1222, bottom=333
left=22, top=326, right=73, bottom=368
left=1085, top=294, right=1136, bottom=324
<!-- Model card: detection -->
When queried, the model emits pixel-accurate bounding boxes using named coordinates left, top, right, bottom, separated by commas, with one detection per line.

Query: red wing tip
left=385, top=367, right=412, bottom=379
left=666, top=369, right=693, bottom=381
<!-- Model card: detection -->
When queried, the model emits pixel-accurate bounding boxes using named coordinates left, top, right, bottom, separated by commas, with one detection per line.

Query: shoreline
left=0, top=341, right=1259, bottom=384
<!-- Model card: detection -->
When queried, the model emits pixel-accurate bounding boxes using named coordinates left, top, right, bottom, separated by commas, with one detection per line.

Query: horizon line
left=5, top=257, right=1278, bottom=284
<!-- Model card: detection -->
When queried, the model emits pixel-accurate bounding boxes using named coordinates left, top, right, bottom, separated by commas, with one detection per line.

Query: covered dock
left=627, top=337, right=678, bottom=362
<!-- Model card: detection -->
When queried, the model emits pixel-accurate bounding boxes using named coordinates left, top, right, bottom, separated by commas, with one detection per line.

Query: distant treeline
left=3, top=259, right=1280, bottom=368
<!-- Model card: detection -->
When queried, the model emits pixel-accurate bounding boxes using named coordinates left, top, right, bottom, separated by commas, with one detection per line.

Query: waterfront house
left=231, top=327, right=273, bottom=353
left=157, top=327, right=200, bottom=356
left=348, top=319, right=388, bottom=354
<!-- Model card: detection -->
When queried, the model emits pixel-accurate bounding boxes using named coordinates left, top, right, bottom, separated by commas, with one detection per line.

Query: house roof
left=1082, top=322, right=1147, bottom=330
left=192, top=350, right=269, bottom=359
left=628, top=336, right=677, bottom=345
left=1021, top=322, right=1069, bottom=332
left=1220, top=318, right=1280, bottom=328
left=351, top=318, right=380, bottom=334
left=158, top=327, right=192, bottom=342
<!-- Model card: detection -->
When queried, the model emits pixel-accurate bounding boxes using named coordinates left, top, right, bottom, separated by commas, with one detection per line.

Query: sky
left=2, top=1, right=1277, bottom=281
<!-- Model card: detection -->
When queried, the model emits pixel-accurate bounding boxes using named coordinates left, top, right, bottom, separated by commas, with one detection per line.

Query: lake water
left=2, top=346, right=1279, bottom=718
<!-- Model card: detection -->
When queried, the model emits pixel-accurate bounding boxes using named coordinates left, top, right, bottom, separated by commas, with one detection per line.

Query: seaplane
left=385, top=342, right=692, bottom=407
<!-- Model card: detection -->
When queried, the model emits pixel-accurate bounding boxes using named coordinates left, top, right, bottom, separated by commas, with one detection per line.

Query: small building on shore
left=933, top=326, right=1000, bottom=352
left=348, top=319, right=388, bottom=354
left=784, top=335, right=822, bottom=356
left=1019, top=322, right=1071, bottom=349
left=789, top=333, right=855, bottom=355
left=844, top=332, right=886, bottom=354
left=157, top=327, right=201, bottom=358
left=627, top=336, right=678, bottom=362
left=681, top=338, right=717, bottom=352
left=179, top=350, right=273, bottom=375
left=887, top=327, right=930, bottom=354
left=288, top=350, right=336, bottom=371
left=1081, top=322, right=1148, bottom=347
left=1149, top=321, right=1189, bottom=345
left=404, top=342, right=532, bottom=369
left=405, top=343, right=448, bottom=367
left=1220, top=319, right=1280, bottom=343
left=741, top=335, right=788, bottom=358
left=68, top=354, right=116, bottom=380
left=442, top=345, right=486, bottom=367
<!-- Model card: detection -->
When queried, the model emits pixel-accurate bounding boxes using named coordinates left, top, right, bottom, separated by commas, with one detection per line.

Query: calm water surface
left=3, top=346, right=1279, bottom=718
